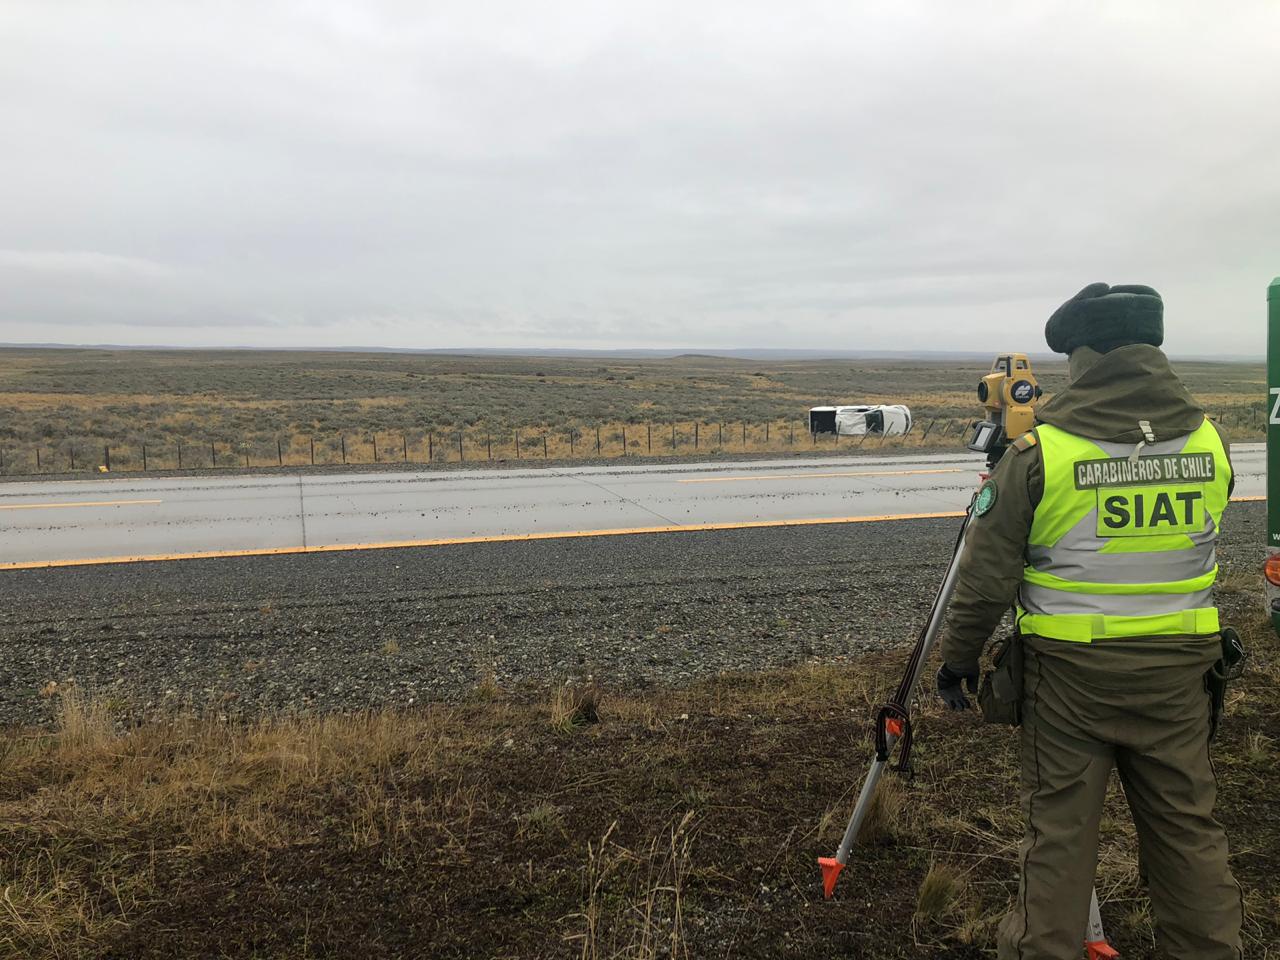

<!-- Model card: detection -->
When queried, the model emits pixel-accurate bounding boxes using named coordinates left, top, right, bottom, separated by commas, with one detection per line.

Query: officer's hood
left=1035, top=343, right=1205, bottom=444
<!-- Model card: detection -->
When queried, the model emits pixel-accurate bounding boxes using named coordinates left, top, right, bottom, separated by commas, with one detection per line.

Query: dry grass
left=567, top=812, right=696, bottom=960
left=914, top=862, right=962, bottom=920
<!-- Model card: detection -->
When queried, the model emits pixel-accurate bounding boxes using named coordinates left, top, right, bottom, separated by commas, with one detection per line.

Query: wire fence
left=0, top=411, right=1263, bottom=477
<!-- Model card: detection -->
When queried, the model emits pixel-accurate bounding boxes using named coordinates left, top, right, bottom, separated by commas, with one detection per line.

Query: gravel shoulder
left=0, top=501, right=1266, bottom=725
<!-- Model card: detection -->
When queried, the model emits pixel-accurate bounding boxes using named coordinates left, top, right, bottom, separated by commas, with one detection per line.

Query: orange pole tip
left=818, top=857, right=844, bottom=899
left=1086, top=941, right=1119, bottom=960
left=885, top=717, right=904, bottom=737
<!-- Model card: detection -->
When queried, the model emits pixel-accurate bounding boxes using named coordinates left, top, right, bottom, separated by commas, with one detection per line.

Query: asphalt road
left=1, top=445, right=1265, bottom=569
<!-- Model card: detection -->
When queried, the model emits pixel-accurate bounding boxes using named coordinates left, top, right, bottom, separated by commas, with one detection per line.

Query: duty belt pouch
left=1206, top=627, right=1247, bottom=742
left=979, top=633, right=1024, bottom=727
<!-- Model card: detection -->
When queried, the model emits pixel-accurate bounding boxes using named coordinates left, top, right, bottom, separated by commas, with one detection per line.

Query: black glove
left=936, top=663, right=979, bottom=711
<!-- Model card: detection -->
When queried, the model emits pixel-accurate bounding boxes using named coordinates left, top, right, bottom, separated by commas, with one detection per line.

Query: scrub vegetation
left=0, top=348, right=1265, bottom=473
left=1, top=573, right=1275, bottom=958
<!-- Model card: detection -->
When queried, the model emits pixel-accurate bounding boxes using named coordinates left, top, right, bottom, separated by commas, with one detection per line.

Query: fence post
left=429, top=432, right=434, bottom=462
left=647, top=422, right=652, bottom=453
left=403, top=435, right=408, bottom=462
left=104, top=444, right=111, bottom=471
left=516, top=432, right=521, bottom=458
left=544, top=435, right=549, bottom=458
left=570, top=430, right=575, bottom=455
left=487, top=434, right=492, bottom=460
left=621, top=427, right=626, bottom=455
left=742, top=423, right=746, bottom=448
left=244, top=448, right=249, bottom=467
left=70, top=446, right=76, bottom=470
left=719, top=423, right=724, bottom=447
left=211, top=441, right=217, bottom=466
left=670, top=423, right=675, bottom=450
left=765, top=422, right=770, bottom=443
left=277, top=438, right=283, bottom=467
left=373, top=435, right=379, bottom=462
left=694, top=422, right=699, bottom=448
left=143, top=443, right=148, bottom=471
left=36, top=448, right=41, bottom=471
left=310, top=437, right=315, bottom=465
left=596, top=426, right=602, bottom=455
left=341, top=436, right=347, bottom=464
left=790, top=422, right=794, bottom=445
left=457, top=432, right=464, bottom=461
left=178, top=442, right=183, bottom=469
left=921, top=419, right=934, bottom=441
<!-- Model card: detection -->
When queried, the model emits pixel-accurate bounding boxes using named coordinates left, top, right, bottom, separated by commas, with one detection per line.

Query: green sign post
left=1268, top=278, right=1280, bottom=631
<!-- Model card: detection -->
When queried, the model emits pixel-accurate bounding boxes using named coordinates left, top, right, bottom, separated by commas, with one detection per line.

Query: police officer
left=936, top=283, right=1243, bottom=958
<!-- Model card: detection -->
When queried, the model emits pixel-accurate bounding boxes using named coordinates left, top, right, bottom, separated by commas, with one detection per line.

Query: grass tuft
left=914, top=862, right=962, bottom=920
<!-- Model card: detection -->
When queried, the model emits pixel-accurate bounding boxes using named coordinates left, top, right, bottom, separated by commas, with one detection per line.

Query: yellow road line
left=0, top=494, right=1266, bottom=571
left=0, top=498, right=162, bottom=511
left=677, top=468, right=967, bottom=484
left=0, top=510, right=967, bottom=571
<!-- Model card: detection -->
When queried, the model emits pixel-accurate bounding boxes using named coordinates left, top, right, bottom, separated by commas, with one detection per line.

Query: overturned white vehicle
left=807, top=404, right=913, bottom=437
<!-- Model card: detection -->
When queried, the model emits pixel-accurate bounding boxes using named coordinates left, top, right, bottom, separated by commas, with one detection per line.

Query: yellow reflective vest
left=1017, top=418, right=1231, bottom=643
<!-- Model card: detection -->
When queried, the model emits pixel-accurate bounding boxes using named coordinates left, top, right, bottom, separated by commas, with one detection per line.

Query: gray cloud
left=2, top=1, right=1277, bottom=353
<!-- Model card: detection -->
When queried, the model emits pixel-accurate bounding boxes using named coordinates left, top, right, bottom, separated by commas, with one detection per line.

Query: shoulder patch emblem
left=974, top=479, right=998, bottom=517
left=1011, top=432, right=1039, bottom=453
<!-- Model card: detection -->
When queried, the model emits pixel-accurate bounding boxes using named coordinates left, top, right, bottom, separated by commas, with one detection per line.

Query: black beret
left=1044, top=282, right=1164, bottom=355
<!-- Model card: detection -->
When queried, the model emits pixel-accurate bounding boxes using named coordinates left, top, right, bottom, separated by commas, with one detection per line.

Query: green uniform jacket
left=941, top=344, right=1234, bottom=674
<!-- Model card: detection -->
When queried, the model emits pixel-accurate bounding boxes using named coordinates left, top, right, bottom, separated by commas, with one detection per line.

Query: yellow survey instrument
left=967, top=353, right=1042, bottom=468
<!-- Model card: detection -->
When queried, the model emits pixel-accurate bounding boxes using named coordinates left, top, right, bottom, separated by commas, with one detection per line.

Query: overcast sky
left=2, top=1, right=1278, bottom=354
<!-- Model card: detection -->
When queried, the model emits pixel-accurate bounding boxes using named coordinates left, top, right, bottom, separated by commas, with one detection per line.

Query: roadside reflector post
left=1267, top=276, right=1280, bottom=634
